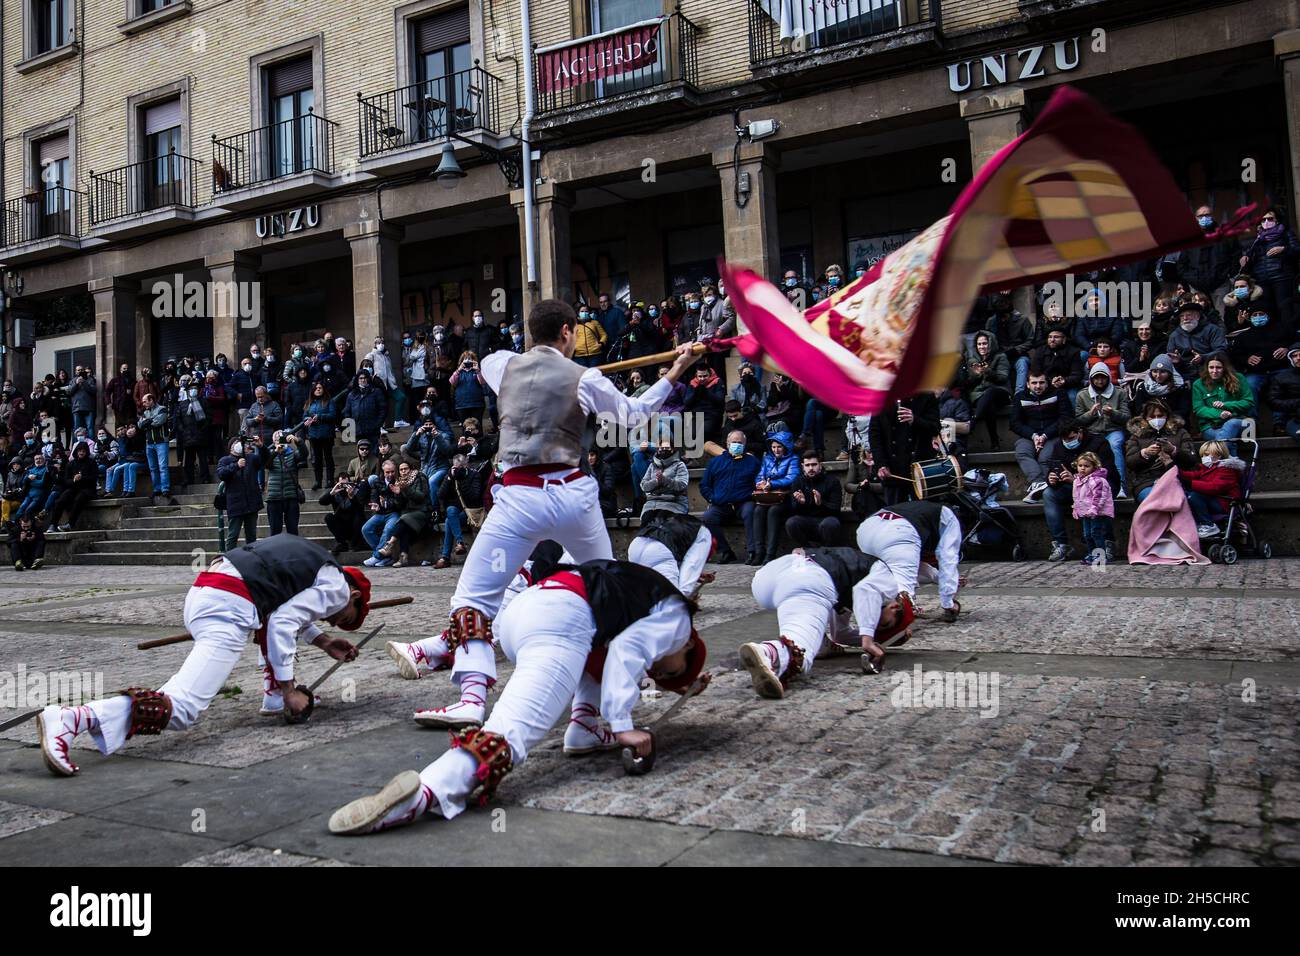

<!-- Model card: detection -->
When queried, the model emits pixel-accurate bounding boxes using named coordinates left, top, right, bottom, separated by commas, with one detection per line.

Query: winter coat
left=241, top=400, right=283, bottom=445
left=396, top=472, right=432, bottom=536
left=1010, top=387, right=1070, bottom=440
left=1180, top=234, right=1237, bottom=294
left=640, top=452, right=690, bottom=515
left=868, top=392, right=941, bottom=475
left=365, top=348, right=399, bottom=390
left=346, top=454, right=381, bottom=482
left=264, top=446, right=302, bottom=502
left=1121, top=335, right=1168, bottom=376
left=959, top=343, right=1011, bottom=404
left=285, top=379, right=313, bottom=427
left=1268, top=361, right=1300, bottom=422
left=439, top=463, right=487, bottom=513
left=463, top=325, right=499, bottom=359
left=660, top=380, right=688, bottom=416
left=1222, top=281, right=1265, bottom=329
left=1179, top=457, right=1245, bottom=512
left=700, top=451, right=761, bottom=505
left=201, top=383, right=229, bottom=427
left=763, top=378, right=804, bottom=429
left=1227, top=316, right=1290, bottom=375
left=7, top=400, right=33, bottom=438
left=1190, top=376, right=1254, bottom=432
left=228, top=370, right=256, bottom=409
left=789, top=469, right=843, bottom=518
left=1241, top=225, right=1300, bottom=283
left=730, top=373, right=766, bottom=412
left=62, top=455, right=97, bottom=491
left=1074, top=366, right=1130, bottom=435
left=70, top=376, right=97, bottom=414
left=984, top=311, right=1035, bottom=361
left=1072, top=310, right=1128, bottom=351
left=1124, top=414, right=1198, bottom=498
left=174, top=397, right=210, bottom=449
left=620, top=317, right=666, bottom=361
left=1071, top=467, right=1115, bottom=519
left=133, top=379, right=161, bottom=412
left=683, top=372, right=726, bottom=443
left=1166, top=319, right=1228, bottom=375
left=216, top=447, right=263, bottom=516
left=304, top=399, right=336, bottom=440
left=573, top=318, right=608, bottom=359
left=1131, top=355, right=1191, bottom=422
left=404, top=427, right=454, bottom=478
left=449, top=369, right=487, bottom=411
left=1041, top=433, right=1119, bottom=493
left=342, top=386, right=386, bottom=437
left=596, top=305, right=627, bottom=344
left=1029, top=341, right=1085, bottom=390
left=755, top=431, right=799, bottom=489
left=107, top=375, right=135, bottom=420
left=311, top=361, right=348, bottom=398
left=726, top=409, right=767, bottom=457
left=138, top=404, right=171, bottom=445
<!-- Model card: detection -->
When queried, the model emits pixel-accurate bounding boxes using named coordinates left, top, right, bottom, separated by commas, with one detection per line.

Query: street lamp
left=433, top=142, right=467, bottom=190
left=429, top=134, right=523, bottom=190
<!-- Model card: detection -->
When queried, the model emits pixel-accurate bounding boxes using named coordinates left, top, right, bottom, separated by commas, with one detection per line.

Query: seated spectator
left=1011, top=370, right=1070, bottom=502
left=1029, top=326, right=1085, bottom=406
left=1039, top=418, right=1120, bottom=562
left=362, top=459, right=403, bottom=568
left=587, top=449, right=616, bottom=516
left=16, top=454, right=52, bottom=521
left=1179, top=440, right=1245, bottom=539
left=1151, top=296, right=1177, bottom=337
left=623, top=370, right=649, bottom=398
left=1228, top=305, right=1290, bottom=429
left=404, top=405, right=453, bottom=501
left=683, top=364, right=725, bottom=451
left=8, top=514, right=45, bottom=570
left=104, top=424, right=145, bottom=498
left=961, top=331, right=1012, bottom=450
left=764, top=373, right=804, bottom=433
left=750, top=430, right=798, bottom=564
left=1270, top=343, right=1300, bottom=444
left=321, top=474, right=370, bottom=556
left=1222, top=274, right=1264, bottom=328
left=1071, top=450, right=1115, bottom=565
left=700, top=430, right=761, bottom=564
left=985, top=293, right=1036, bottom=394
left=730, top=361, right=765, bottom=413
left=640, top=439, right=689, bottom=517
left=346, top=439, right=381, bottom=482
left=723, top=399, right=766, bottom=457
left=1166, top=299, right=1227, bottom=379
left=456, top=416, right=497, bottom=467
left=936, top=386, right=972, bottom=461
left=1191, top=353, right=1253, bottom=452
left=48, top=441, right=97, bottom=532
left=435, top=454, right=484, bottom=568
left=1125, top=398, right=1198, bottom=504
left=1072, top=287, right=1128, bottom=357
left=784, top=450, right=843, bottom=547
left=1121, top=323, right=1168, bottom=381
left=264, top=432, right=303, bottom=536
left=381, top=460, right=430, bottom=568
left=1131, top=353, right=1190, bottom=422
left=1085, top=336, right=1123, bottom=382
left=1074, top=364, right=1131, bottom=497
left=3, top=457, right=25, bottom=524
left=342, top=370, right=386, bottom=449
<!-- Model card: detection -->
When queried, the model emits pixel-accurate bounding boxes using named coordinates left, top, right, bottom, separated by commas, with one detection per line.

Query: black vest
left=637, top=511, right=704, bottom=564
left=877, top=500, right=944, bottom=552
left=549, top=560, right=686, bottom=646
left=803, top=548, right=881, bottom=610
left=224, top=536, right=339, bottom=620
left=525, top=539, right=565, bottom=584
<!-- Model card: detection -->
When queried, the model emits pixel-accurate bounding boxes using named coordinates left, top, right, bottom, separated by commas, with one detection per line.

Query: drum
left=912, top=456, right=963, bottom=499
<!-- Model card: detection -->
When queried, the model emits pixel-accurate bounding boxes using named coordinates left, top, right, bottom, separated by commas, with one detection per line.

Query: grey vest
left=497, top=348, right=588, bottom=468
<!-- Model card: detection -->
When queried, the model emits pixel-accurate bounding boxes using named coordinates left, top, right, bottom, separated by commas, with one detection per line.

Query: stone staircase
left=39, top=409, right=1300, bottom=566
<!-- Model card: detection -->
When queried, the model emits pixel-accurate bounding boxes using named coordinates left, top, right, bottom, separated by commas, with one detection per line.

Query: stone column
left=512, top=181, right=574, bottom=316
left=713, top=142, right=781, bottom=281
left=1277, top=30, right=1300, bottom=225
left=89, top=278, right=138, bottom=428
left=205, top=251, right=262, bottom=364
left=345, top=220, right=404, bottom=351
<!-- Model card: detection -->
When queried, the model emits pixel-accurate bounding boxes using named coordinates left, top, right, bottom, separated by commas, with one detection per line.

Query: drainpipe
left=520, top=0, right=538, bottom=297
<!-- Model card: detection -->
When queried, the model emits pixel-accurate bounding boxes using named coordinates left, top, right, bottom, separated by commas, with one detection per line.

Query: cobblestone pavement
left=1, top=559, right=1298, bottom=866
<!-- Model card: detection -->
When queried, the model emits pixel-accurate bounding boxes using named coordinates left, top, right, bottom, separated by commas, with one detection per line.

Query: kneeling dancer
left=628, top=510, right=714, bottom=597
left=740, top=547, right=914, bottom=698
left=38, top=536, right=371, bottom=776
left=855, top=499, right=962, bottom=620
left=329, top=559, right=705, bottom=833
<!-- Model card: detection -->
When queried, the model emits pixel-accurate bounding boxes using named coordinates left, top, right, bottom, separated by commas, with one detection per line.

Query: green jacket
left=264, top=446, right=301, bottom=501
left=396, top=472, right=432, bottom=536
left=1190, top=376, right=1254, bottom=432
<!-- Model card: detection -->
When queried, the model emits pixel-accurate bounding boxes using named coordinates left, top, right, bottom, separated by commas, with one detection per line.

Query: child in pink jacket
left=1072, top=451, right=1115, bottom=564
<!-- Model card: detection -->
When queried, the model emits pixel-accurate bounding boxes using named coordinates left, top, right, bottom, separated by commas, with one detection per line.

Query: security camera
left=741, top=119, right=780, bottom=142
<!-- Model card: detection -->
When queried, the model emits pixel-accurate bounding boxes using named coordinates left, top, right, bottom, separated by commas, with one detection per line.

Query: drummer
left=855, top=499, right=963, bottom=624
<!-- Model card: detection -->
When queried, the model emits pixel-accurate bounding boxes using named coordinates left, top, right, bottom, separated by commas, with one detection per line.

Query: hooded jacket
left=1074, top=365, right=1130, bottom=434
left=639, top=450, right=690, bottom=516
left=959, top=333, right=1011, bottom=403
left=1268, top=347, right=1300, bottom=421
left=755, top=431, right=799, bottom=489
left=1222, top=280, right=1264, bottom=328
left=1179, top=456, right=1245, bottom=511
left=1131, top=354, right=1190, bottom=421
left=1071, top=466, right=1115, bottom=520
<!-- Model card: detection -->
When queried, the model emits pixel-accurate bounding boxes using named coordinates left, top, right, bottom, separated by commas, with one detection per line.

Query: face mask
left=231, top=443, right=243, bottom=456
left=1180, top=320, right=1197, bottom=332
left=1251, top=315, right=1269, bottom=327
left=1201, top=455, right=1216, bottom=468
left=25, top=438, right=34, bottom=447
left=784, top=278, right=797, bottom=288
left=322, top=364, right=332, bottom=373
left=217, top=359, right=227, bottom=367
left=250, top=352, right=260, bottom=359
left=727, top=442, right=745, bottom=456
left=828, top=276, right=841, bottom=288
left=294, top=349, right=303, bottom=359
left=648, top=308, right=659, bottom=318
left=403, top=338, right=413, bottom=346
left=1149, top=417, right=1166, bottom=430
left=654, top=449, right=673, bottom=460
left=1234, top=287, right=1249, bottom=300
left=688, top=301, right=701, bottom=311
left=419, top=407, right=433, bottom=418
left=473, top=317, right=484, bottom=327
left=579, top=312, right=590, bottom=320
left=188, top=388, right=198, bottom=399
left=704, top=296, right=716, bottom=306
left=1198, top=216, right=1214, bottom=229
left=1062, top=438, right=1080, bottom=450
left=811, top=291, right=822, bottom=303
left=242, top=364, right=252, bottom=373
left=855, top=269, right=865, bottom=278
left=98, top=435, right=107, bottom=443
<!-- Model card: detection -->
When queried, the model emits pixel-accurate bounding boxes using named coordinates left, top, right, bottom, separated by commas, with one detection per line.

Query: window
left=588, top=0, right=663, bottom=96
left=55, top=347, right=96, bottom=378
left=141, top=99, right=184, bottom=209
left=265, top=56, right=317, bottom=177
left=35, top=134, right=72, bottom=237
left=140, top=0, right=175, bottom=10
left=412, top=6, right=472, bottom=141
left=34, top=0, right=73, bottom=55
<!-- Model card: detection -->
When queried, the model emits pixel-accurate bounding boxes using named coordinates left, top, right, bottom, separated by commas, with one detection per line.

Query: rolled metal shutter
left=416, top=6, right=470, bottom=53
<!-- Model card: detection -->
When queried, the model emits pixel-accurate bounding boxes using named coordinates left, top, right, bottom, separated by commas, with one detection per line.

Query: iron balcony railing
left=88, top=149, right=199, bottom=225
left=533, top=5, right=700, bottom=114
left=357, top=63, right=502, bottom=158
left=748, top=0, right=940, bottom=65
left=211, top=108, right=339, bottom=195
left=2, top=184, right=86, bottom=248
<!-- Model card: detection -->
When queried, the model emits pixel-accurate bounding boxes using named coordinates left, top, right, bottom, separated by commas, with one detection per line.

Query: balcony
left=87, top=150, right=200, bottom=239
left=531, top=6, right=701, bottom=131
left=356, top=63, right=505, bottom=176
left=0, top=185, right=85, bottom=263
left=211, top=109, right=340, bottom=211
left=747, top=0, right=942, bottom=81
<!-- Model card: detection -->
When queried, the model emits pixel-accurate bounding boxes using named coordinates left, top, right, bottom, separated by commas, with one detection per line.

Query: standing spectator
left=683, top=364, right=725, bottom=450
left=639, top=439, right=689, bottom=517
left=216, top=437, right=263, bottom=550
left=284, top=366, right=313, bottom=432
left=1166, top=299, right=1227, bottom=379
left=365, top=337, right=405, bottom=429
left=750, top=430, right=799, bottom=564
left=1178, top=440, right=1245, bottom=539
left=1071, top=451, right=1116, bottom=564
left=1181, top=205, right=1238, bottom=300
left=1124, top=398, right=1197, bottom=504
left=138, top=394, right=177, bottom=505
left=229, top=357, right=257, bottom=412
left=1011, top=370, right=1069, bottom=502
left=784, top=450, right=843, bottom=547
left=869, top=391, right=941, bottom=505
left=961, top=331, right=1012, bottom=450
left=618, top=303, right=666, bottom=364
left=572, top=306, right=608, bottom=368
left=331, top=336, right=358, bottom=382
left=52, top=369, right=74, bottom=447
left=1229, top=305, right=1290, bottom=427
left=1131, top=354, right=1190, bottom=422
left=984, top=294, right=1036, bottom=394
left=426, top=326, right=458, bottom=409
left=1039, top=419, right=1119, bottom=561
left=303, top=382, right=336, bottom=491
left=48, top=441, right=97, bottom=532
left=201, top=370, right=229, bottom=469
left=241, top=385, right=283, bottom=448
left=174, top=381, right=212, bottom=490
left=595, top=292, right=627, bottom=349
left=133, top=368, right=160, bottom=417
left=321, top=474, right=369, bottom=555
left=699, top=429, right=761, bottom=564
left=1270, top=343, right=1300, bottom=444
left=464, top=310, right=499, bottom=361
left=404, top=402, right=454, bottom=502
left=448, top=354, right=488, bottom=427
left=342, top=369, right=386, bottom=449
left=434, top=454, right=484, bottom=568
left=69, top=368, right=97, bottom=437
left=1074, top=364, right=1131, bottom=497
left=264, top=432, right=303, bottom=536
left=8, top=515, right=45, bottom=570
left=1239, top=208, right=1300, bottom=330
left=107, top=363, right=136, bottom=429
left=1191, top=354, right=1253, bottom=452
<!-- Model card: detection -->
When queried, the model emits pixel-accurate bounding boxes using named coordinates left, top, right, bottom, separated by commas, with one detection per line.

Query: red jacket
left=1179, top=457, right=1245, bottom=511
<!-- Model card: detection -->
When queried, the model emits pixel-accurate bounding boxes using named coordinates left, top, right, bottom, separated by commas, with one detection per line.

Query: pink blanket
left=1127, top=468, right=1210, bottom=565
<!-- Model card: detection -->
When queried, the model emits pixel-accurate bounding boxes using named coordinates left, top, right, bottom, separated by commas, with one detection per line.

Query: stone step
left=88, top=535, right=339, bottom=554
left=102, top=522, right=334, bottom=541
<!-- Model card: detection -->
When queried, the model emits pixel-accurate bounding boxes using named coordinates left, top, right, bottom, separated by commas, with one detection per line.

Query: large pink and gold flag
left=720, top=85, right=1255, bottom=414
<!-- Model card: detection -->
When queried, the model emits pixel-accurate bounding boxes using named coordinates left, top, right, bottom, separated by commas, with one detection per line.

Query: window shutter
left=416, top=6, right=470, bottom=53
left=144, top=98, right=183, bottom=136
left=38, top=134, right=70, bottom=166
left=267, top=56, right=314, bottom=98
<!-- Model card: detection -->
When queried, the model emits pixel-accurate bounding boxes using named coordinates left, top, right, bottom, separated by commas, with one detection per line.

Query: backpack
left=213, top=480, right=226, bottom=511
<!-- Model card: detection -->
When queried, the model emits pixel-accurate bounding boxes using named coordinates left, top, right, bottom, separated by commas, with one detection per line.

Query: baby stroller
left=1205, top=439, right=1271, bottom=565
left=944, top=469, right=1025, bottom=562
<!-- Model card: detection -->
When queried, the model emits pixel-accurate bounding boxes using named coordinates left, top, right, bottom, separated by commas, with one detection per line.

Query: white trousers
left=856, top=516, right=921, bottom=599
left=749, top=554, right=840, bottom=674
left=449, top=476, right=612, bottom=684
left=627, top=526, right=712, bottom=595
left=88, top=586, right=260, bottom=754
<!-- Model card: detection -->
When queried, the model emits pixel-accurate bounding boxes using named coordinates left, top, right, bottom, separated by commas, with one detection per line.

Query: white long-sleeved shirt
left=260, top=565, right=351, bottom=682
left=852, top=561, right=903, bottom=640
left=933, top=507, right=962, bottom=610
left=598, top=598, right=692, bottom=733
left=867, top=506, right=962, bottom=610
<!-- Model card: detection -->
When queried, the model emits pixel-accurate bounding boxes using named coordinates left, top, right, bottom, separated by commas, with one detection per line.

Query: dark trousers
left=266, top=499, right=301, bottom=536
left=51, top=488, right=94, bottom=528
left=972, top=389, right=1011, bottom=445
left=701, top=501, right=755, bottom=558
left=751, top=502, right=789, bottom=560
left=325, top=509, right=363, bottom=548
left=224, top=512, right=258, bottom=551
left=182, top=445, right=211, bottom=485
left=10, top=536, right=45, bottom=565
left=785, top=514, right=842, bottom=548
left=208, top=419, right=228, bottom=463
left=311, top=436, right=335, bottom=485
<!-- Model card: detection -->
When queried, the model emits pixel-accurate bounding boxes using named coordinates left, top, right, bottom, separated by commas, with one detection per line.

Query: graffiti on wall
left=572, top=244, right=629, bottom=307
left=401, top=278, right=477, bottom=329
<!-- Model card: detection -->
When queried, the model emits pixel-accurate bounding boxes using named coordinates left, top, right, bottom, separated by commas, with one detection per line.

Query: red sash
left=193, top=571, right=267, bottom=652
left=502, top=464, right=586, bottom=488
left=537, top=571, right=602, bottom=678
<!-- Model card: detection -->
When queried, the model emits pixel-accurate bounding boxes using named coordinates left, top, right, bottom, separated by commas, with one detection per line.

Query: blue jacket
left=342, top=385, right=386, bottom=438
left=451, top=371, right=486, bottom=410
left=304, top=399, right=336, bottom=440
left=1073, top=307, right=1128, bottom=350
left=756, top=431, right=799, bottom=488
left=404, top=427, right=454, bottom=475
left=216, top=447, right=263, bottom=516
left=229, top=370, right=256, bottom=409
left=700, top=452, right=761, bottom=505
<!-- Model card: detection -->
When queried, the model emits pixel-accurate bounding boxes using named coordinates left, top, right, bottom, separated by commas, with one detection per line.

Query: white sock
left=377, top=783, right=435, bottom=830
left=458, top=672, right=489, bottom=709
left=762, top=641, right=790, bottom=675
left=412, top=635, right=452, bottom=667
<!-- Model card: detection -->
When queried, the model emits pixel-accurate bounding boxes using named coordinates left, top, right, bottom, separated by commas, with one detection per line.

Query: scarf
left=1258, top=221, right=1285, bottom=245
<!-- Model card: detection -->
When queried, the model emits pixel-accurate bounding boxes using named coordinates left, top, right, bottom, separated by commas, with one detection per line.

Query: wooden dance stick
left=595, top=342, right=708, bottom=376
left=136, top=595, right=415, bottom=650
